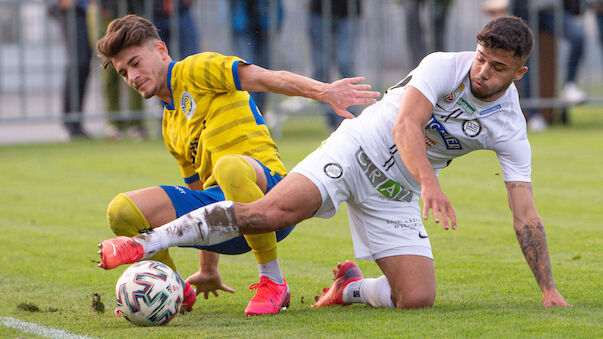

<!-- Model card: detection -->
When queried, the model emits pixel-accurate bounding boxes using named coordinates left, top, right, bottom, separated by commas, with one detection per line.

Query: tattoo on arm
left=236, top=204, right=270, bottom=234
left=508, top=183, right=532, bottom=191
left=515, top=223, right=555, bottom=290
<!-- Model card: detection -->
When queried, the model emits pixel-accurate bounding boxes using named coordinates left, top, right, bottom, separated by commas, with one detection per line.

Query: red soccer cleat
left=244, top=277, right=290, bottom=315
left=182, top=281, right=197, bottom=312
left=97, top=236, right=144, bottom=269
left=313, top=261, right=363, bottom=307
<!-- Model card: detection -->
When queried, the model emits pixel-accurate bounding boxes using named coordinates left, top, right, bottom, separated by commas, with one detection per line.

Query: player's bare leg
left=376, top=255, right=435, bottom=308
left=236, top=173, right=322, bottom=234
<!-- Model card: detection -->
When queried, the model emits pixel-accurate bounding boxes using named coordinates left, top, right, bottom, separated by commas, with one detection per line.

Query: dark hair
left=96, top=14, right=161, bottom=68
left=476, top=16, right=533, bottom=61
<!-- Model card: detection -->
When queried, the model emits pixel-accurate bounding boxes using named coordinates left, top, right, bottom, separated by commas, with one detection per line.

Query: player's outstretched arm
left=237, top=64, right=380, bottom=118
left=505, top=181, right=570, bottom=308
left=393, top=86, right=456, bottom=230
left=185, top=250, right=235, bottom=300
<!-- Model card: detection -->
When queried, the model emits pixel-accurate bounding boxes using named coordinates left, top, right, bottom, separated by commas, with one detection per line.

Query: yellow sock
left=107, top=193, right=177, bottom=271
left=213, top=155, right=278, bottom=264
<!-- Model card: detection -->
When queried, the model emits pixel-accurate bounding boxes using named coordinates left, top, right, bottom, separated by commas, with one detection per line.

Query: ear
left=514, top=65, right=527, bottom=81
left=154, top=40, right=169, bottom=58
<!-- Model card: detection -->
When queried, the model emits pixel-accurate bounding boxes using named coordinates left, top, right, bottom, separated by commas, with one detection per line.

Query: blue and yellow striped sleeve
left=182, top=52, right=251, bottom=94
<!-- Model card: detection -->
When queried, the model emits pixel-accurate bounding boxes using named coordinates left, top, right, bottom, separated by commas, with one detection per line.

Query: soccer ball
left=115, top=261, right=184, bottom=326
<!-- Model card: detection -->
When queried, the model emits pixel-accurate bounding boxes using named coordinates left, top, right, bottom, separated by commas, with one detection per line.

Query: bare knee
left=391, top=288, right=435, bottom=309
left=377, top=255, right=436, bottom=309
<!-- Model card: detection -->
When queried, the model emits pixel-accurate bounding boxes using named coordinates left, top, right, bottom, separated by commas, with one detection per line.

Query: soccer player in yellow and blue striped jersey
left=96, top=14, right=379, bottom=315
left=162, top=52, right=287, bottom=189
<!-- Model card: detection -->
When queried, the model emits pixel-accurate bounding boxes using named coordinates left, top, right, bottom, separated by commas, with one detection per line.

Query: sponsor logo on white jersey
left=426, top=115, right=462, bottom=150
left=355, top=147, right=414, bottom=202
left=443, top=83, right=465, bottom=103
left=424, top=135, right=438, bottom=149
left=479, top=104, right=502, bottom=116
left=456, top=97, right=476, bottom=115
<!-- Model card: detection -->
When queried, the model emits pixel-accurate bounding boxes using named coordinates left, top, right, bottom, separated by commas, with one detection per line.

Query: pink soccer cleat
left=313, top=261, right=363, bottom=307
left=97, top=236, right=144, bottom=269
left=182, top=281, right=197, bottom=312
left=244, top=277, right=290, bottom=315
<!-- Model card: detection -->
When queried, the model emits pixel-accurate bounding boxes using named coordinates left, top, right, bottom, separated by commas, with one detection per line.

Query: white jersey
left=291, top=51, right=531, bottom=261
left=340, top=51, right=531, bottom=194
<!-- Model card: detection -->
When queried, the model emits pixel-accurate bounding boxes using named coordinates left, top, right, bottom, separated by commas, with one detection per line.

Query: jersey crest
left=180, top=91, right=196, bottom=119
left=462, top=119, right=482, bottom=137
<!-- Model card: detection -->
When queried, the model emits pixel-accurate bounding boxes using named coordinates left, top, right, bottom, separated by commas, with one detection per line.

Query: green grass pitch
left=0, top=107, right=601, bottom=338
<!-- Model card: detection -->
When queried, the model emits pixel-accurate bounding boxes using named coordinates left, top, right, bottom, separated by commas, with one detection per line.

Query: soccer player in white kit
left=99, top=16, right=569, bottom=309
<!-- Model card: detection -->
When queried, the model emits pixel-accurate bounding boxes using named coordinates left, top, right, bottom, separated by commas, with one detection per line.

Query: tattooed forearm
left=515, top=223, right=555, bottom=290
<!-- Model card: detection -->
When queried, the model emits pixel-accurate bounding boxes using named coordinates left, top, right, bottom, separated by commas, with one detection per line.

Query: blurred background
left=0, top=0, right=601, bottom=144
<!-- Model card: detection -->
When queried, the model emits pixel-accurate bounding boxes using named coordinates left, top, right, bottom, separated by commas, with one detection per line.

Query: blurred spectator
left=512, top=0, right=588, bottom=131
left=402, top=0, right=453, bottom=68
left=99, top=0, right=147, bottom=140
left=229, top=0, right=284, bottom=113
left=482, top=0, right=509, bottom=18
left=49, top=0, right=91, bottom=139
left=594, top=0, right=603, bottom=47
left=152, top=0, right=200, bottom=60
left=558, top=0, right=588, bottom=103
left=309, top=0, right=361, bottom=131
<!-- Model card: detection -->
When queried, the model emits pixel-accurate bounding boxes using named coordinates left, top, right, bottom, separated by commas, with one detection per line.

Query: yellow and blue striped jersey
left=161, top=52, right=286, bottom=189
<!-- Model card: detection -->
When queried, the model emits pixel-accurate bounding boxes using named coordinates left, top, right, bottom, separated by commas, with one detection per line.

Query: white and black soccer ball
left=115, top=261, right=184, bottom=326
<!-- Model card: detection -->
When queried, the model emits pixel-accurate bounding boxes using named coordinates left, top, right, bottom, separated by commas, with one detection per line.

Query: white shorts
left=291, top=126, right=433, bottom=261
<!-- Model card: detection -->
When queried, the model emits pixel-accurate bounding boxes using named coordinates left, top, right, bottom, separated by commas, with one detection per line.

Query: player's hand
left=323, top=77, right=381, bottom=119
left=542, top=288, right=571, bottom=308
left=185, top=269, right=235, bottom=299
left=421, top=182, right=456, bottom=230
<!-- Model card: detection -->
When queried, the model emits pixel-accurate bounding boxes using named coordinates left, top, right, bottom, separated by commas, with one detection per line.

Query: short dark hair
left=476, top=16, right=533, bottom=61
left=96, top=14, right=161, bottom=68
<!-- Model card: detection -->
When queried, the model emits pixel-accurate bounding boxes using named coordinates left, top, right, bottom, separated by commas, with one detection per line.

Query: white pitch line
left=1, top=316, right=95, bottom=339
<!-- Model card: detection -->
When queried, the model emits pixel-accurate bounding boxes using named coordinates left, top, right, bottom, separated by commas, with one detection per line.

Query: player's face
left=469, top=44, right=527, bottom=102
left=112, top=41, right=168, bottom=99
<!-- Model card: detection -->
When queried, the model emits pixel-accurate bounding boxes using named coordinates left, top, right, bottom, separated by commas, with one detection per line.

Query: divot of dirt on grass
left=17, top=302, right=60, bottom=313
left=91, top=293, right=105, bottom=313
left=17, top=302, right=40, bottom=312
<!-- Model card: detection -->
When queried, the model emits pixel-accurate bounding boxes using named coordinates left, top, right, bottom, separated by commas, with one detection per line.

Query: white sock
left=258, top=259, right=284, bottom=284
left=342, top=275, right=394, bottom=308
left=134, top=201, right=239, bottom=258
